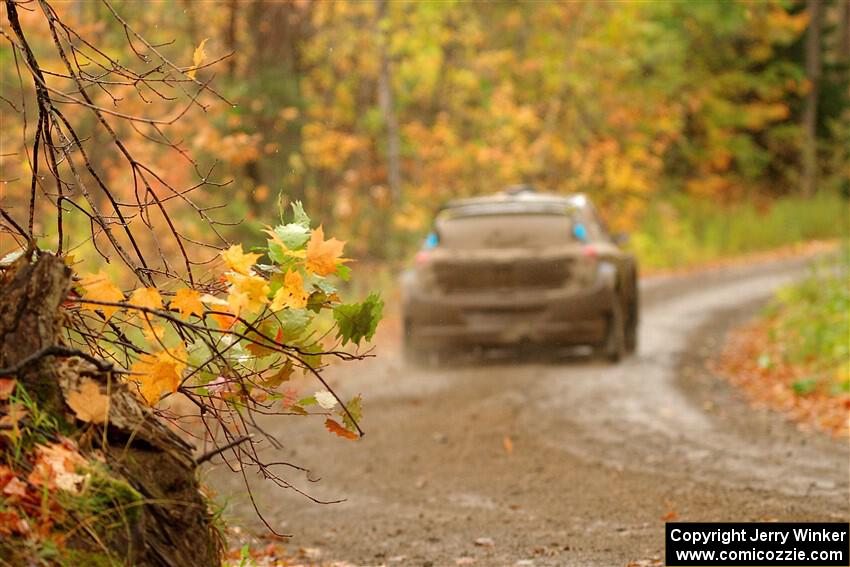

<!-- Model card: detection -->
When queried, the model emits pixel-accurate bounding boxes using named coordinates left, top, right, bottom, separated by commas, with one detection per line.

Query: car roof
left=439, top=187, right=589, bottom=219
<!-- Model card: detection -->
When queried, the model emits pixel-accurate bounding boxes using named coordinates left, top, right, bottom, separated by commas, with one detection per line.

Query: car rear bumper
left=403, top=283, right=614, bottom=349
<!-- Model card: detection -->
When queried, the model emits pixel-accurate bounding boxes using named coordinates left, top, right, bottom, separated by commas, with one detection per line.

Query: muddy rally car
left=400, top=187, right=638, bottom=362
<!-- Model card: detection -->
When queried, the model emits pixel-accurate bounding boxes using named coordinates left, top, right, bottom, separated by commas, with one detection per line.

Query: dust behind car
left=400, top=185, right=638, bottom=364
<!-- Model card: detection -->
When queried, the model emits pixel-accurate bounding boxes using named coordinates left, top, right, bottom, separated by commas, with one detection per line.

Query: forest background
left=1, top=0, right=849, bottom=273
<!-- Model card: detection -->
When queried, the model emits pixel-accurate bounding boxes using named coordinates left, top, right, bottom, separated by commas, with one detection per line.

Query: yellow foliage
left=130, top=343, right=188, bottom=405
left=79, top=271, right=125, bottom=318
left=305, top=226, right=348, bottom=276
left=221, top=244, right=261, bottom=275
left=171, top=288, right=205, bottom=318
left=271, top=269, right=309, bottom=311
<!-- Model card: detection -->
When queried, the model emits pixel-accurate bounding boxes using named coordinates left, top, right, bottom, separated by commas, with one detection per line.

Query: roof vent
left=503, top=184, right=536, bottom=196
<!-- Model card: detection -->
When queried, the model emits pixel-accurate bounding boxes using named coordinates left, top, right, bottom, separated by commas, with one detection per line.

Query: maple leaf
left=325, top=418, right=359, bottom=440
left=28, top=441, right=88, bottom=494
left=270, top=269, right=309, bottom=311
left=129, top=287, right=163, bottom=310
left=305, top=226, right=349, bottom=276
left=225, top=272, right=270, bottom=314
left=79, top=271, right=125, bottom=318
left=245, top=320, right=279, bottom=357
left=260, top=361, right=294, bottom=389
left=130, top=343, right=187, bottom=405
left=221, top=244, right=261, bottom=275
left=264, top=223, right=310, bottom=264
left=340, top=394, right=362, bottom=432
left=170, top=288, right=205, bottom=318
left=66, top=379, right=110, bottom=424
left=187, top=37, right=208, bottom=80
left=332, top=292, right=383, bottom=346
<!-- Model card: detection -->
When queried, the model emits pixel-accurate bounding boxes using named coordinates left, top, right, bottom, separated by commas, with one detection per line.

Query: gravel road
left=210, top=254, right=849, bottom=566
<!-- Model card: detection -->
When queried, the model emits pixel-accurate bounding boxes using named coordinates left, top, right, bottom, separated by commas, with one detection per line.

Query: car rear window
left=436, top=213, right=575, bottom=249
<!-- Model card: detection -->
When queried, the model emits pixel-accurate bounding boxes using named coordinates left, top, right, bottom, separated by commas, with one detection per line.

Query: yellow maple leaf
left=129, top=287, right=163, bottom=311
left=221, top=244, right=261, bottom=275
left=79, top=271, right=125, bottom=318
left=66, top=379, right=110, bottom=424
left=305, top=226, right=348, bottom=276
left=225, top=272, right=270, bottom=314
left=187, top=37, right=209, bottom=80
left=170, top=288, right=204, bottom=318
left=270, top=269, right=309, bottom=311
left=130, top=344, right=187, bottom=405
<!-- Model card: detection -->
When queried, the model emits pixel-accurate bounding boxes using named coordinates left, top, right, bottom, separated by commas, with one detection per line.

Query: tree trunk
left=801, top=0, right=823, bottom=198
left=0, top=254, right=219, bottom=566
left=225, top=0, right=238, bottom=78
left=839, top=0, right=850, bottom=63
left=376, top=0, right=402, bottom=207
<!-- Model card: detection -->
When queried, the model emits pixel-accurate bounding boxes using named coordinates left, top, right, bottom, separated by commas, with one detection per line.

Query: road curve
left=211, top=254, right=848, bottom=566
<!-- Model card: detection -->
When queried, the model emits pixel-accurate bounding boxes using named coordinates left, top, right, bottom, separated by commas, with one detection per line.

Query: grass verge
left=713, top=259, right=850, bottom=436
left=631, top=191, right=848, bottom=270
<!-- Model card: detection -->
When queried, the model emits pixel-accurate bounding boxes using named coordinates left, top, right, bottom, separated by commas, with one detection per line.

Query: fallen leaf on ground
left=0, top=378, right=15, bottom=400
left=66, top=379, right=110, bottom=424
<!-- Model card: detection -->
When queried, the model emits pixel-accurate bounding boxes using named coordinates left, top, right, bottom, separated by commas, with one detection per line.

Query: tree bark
left=0, top=254, right=219, bottom=566
left=225, top=0, right=238, bottom=78
left=801, top=0, right=823, bottom=198
left=376, top=0, right=402, bottom=207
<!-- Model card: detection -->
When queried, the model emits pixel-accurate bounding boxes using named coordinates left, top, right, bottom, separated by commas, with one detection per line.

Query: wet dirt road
left=210, top=255, right=849, bottom=566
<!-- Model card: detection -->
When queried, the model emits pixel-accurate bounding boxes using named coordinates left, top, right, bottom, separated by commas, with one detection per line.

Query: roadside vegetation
left=632, top=192, right=847, bottom=271
left=716, top=257, right=850, bottom=436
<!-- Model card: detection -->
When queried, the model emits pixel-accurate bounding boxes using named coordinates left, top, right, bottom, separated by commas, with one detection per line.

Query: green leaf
left=297, top=395, right=317, bottom=407
left=272, top=222, right=310, bottom=250
left=277, top=308, right=312, bottom=341
left=332, top=292, right=383, bottom=346
left=336, top=264, right=352, bottom=281
left=291, top=201, right=311, bottom=228
left=339, top=394, right=362, bottom=432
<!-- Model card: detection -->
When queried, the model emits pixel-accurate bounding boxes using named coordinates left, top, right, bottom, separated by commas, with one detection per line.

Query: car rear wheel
left=402, top=320, right=441, bottom=366
left=625, top=298, right=638, bottom=354
left=597, top=302, right=626, bottom=363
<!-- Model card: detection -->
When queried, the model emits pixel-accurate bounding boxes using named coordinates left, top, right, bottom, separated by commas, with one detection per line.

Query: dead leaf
left=324, top=418, right=358, bottom=440
left=66, top=379, right=109, bottom=424
left=0, top=378, right=16, bottom=401
left=503, top=435, right=513, bottom=454
left=2, top=476, right=27, bottom=498
left=28, top=441, right=88, bottom=494
left=187, top=37, right=209, bottom=80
